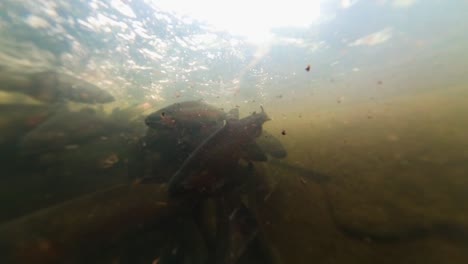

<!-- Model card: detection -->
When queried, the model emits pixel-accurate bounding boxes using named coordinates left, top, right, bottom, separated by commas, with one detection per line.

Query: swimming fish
left=0, top=70, right=114, bottom=104
left=144, top=100, right=284, bottom=160
left=145, top=100, right=231, bottom=131
left=168, top=107, right=270, bottom=196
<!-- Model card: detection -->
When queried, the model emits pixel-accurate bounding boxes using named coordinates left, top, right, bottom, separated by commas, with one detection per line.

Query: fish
left=0, top=70, right=114, bottom=104
left=168, top=107, right=270, bottom=195
left=145, top=100, right=229, bottom=131
left=223, top=201, right=259, bottom=264
left=18, top=108, right=121, bottom=156
left=195, top=197, right=260, bottom=264
left=136, top=101, right=285, bottom=184
left=144, top=100, right=284, bottom=160
left=0, top=184, right=184, bottom=264
left=30, top=71, right=115, bottom=104
left=255, top=130, right=287, bottom=159
left=144, top=100, right=235, bottom=156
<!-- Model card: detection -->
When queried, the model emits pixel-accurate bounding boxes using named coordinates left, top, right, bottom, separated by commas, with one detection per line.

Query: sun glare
left=153, top=0, right=321, bottom=43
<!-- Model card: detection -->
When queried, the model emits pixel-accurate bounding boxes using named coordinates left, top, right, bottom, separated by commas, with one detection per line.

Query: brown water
left=1, top=0, right=468, bottom=263
left=257, top=84, right=468, bottom=263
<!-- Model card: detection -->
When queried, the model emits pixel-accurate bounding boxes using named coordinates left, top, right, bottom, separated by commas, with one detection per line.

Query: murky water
left=1, top=0, right=468, bottom=263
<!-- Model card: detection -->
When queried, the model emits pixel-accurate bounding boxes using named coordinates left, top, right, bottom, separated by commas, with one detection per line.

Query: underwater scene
left=1, top=0, right=468, bottom=263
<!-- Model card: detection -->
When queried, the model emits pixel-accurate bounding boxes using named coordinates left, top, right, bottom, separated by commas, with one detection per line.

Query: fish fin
left=227, top=202, right=259, bottom=263
left=243, top=143, right=268, bottom=162
left=260, top=106, right=271, bottom=121
left=256, top=131, right=287, bottom=159
left=227, top=108, right=239, bottom=120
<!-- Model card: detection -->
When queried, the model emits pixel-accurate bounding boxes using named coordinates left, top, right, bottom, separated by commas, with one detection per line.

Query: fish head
left=237, top=106, right=270, bottom=138
left=145, top=108, right=178, bottom=129
left=145, top=101, right=226, bottom=130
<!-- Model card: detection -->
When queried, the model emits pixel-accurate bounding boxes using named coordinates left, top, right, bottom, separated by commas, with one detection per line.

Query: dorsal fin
left=227, top=108, right=239, bottom=120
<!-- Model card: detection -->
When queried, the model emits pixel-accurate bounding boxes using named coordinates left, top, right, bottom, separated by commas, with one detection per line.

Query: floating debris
left=281, top=130, right=286, bottom=135
left=99, top=153, right=119, bottom=169
left=305, top=65, right=311, bottom=72
left=64, top=144, right=79, bottom=150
